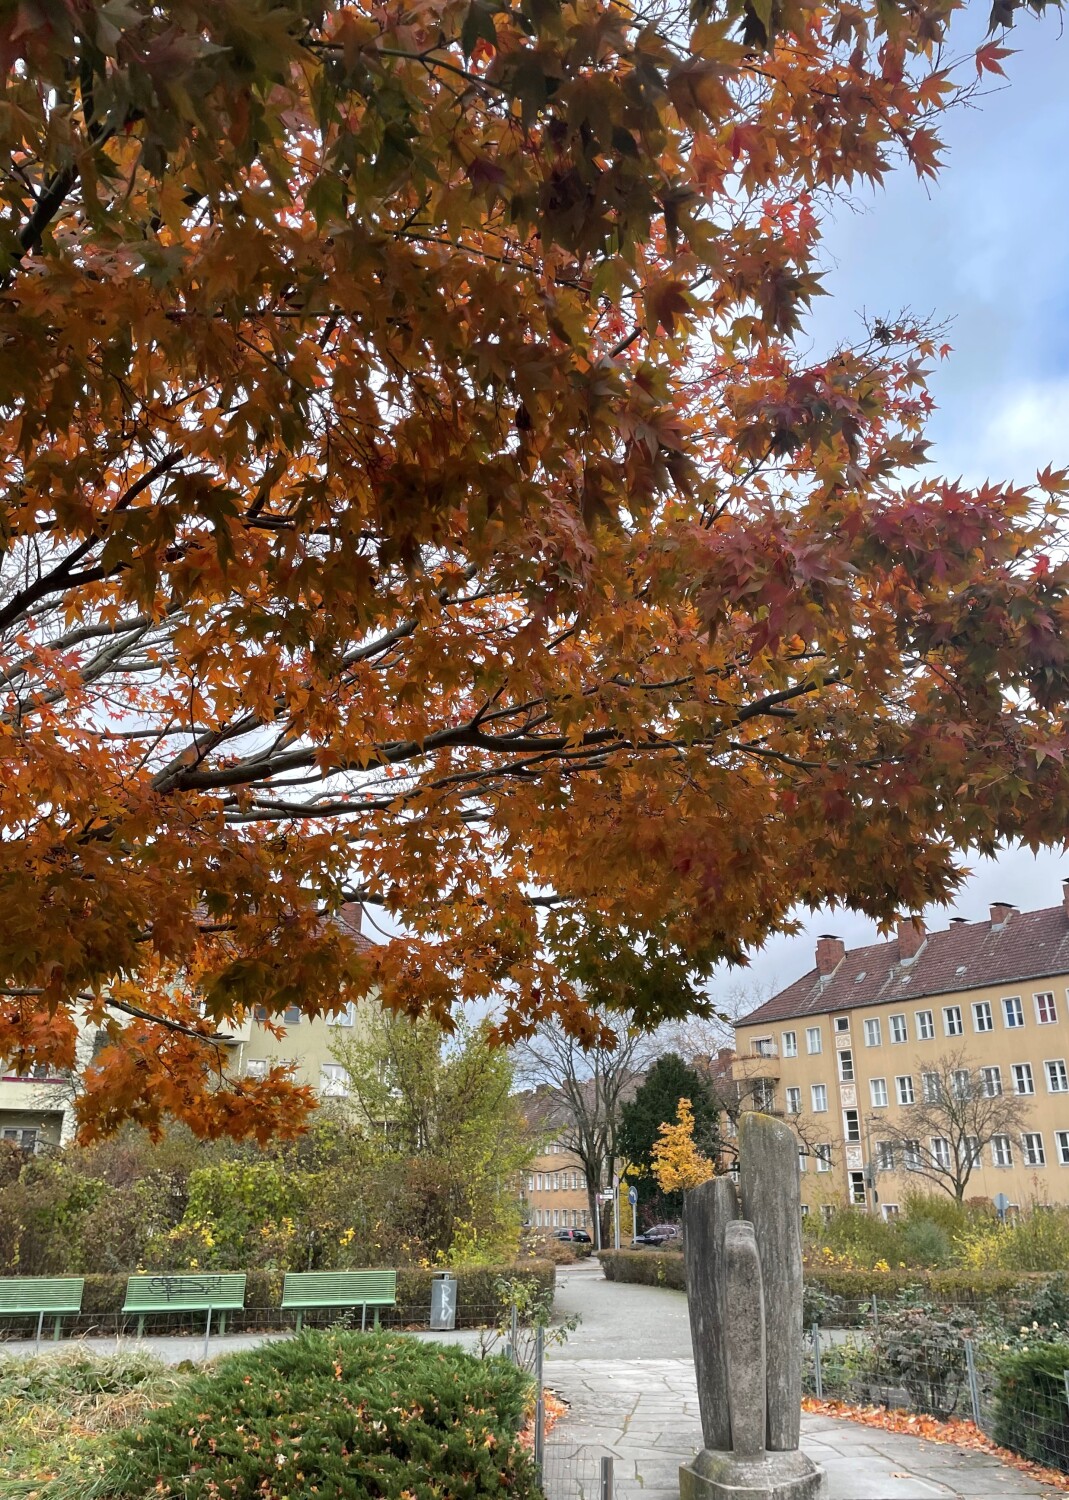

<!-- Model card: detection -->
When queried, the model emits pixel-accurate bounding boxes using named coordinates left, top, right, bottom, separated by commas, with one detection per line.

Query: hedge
left=992, top=1342, right=1069, bottom=1474
left=599, top=1250, right=685, bottom=1290
left=598, top=1253, right=1045, bottom=1315
left=0, top=1262, right=555, bottom=1340
left=56, top=1330, right=539, bottom=1500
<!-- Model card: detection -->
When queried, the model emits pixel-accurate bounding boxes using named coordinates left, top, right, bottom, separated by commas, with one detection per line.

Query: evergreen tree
left=619, top=1055, right=720, bottom=1223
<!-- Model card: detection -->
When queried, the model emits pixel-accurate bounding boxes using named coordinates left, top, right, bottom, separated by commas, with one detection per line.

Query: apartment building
left=523, top=1138, right=592, bottom=1233
left=734, top=888, right=1069, bottom=1216
left=0, top=905, right=377, bottom=1149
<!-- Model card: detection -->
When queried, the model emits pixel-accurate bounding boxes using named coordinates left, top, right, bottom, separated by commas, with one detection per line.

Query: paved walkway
left=541, top=1262, right=1062, bottom=1500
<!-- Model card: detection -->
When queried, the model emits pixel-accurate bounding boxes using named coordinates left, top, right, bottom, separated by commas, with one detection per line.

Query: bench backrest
left=122, top=1273, right=247, bottom=1313
left=281, top=1270, right=397, bottom=1308
left=0, top=1276, right=85, bottom=1314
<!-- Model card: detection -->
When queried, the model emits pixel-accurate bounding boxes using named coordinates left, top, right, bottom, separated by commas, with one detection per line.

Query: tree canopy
left=1, top=0, right=1068, bottom=1140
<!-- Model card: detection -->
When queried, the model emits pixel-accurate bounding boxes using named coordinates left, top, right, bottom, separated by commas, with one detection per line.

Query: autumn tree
left=2, top=0, right=1068, bottom=1141
left=330, top=1014, right=532, bottom=1261
left=873, top=1051, right=1030, bottom=1204
left=619, top=1052, right=719, bottom=1221
left=651, top=1099, right=716, bottom=1194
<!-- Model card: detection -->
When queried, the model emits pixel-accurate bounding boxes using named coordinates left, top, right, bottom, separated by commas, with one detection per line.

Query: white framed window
left=915, top=1010, right=934, bottom=1041
left=245, top=1058, right=269, bottom=1079
left=992, top=1135, right=1014, bottom=1168
left=864, top=1018, right=881, bottom=1047
left=319, top=1063, right=350, bottom=1097
left=952, top=1068, right=971, bottom=1099
left=786, top=1086, right=801, bottom=1114
left=834, top=1016, right=850, bottom=1034
left=876, top=1140, right=895, bottom=1172
left=536, top=1173, right=543, bottom=1191
left=1003, top=996, right=1025, bottom=1029
left=815, top=1145, right=832, bottom=1172
left=1045, top=1059, right=1069, bottom=1093
left=890, top=1014, right=907, bottom=1044
left=330, top=1001, right=356, bottom=1027
left=806, top=1027, right=822, bottom=1055
left=798, top=1148, right=807, bottom=1173
left=981, top=1066, right=1003, bottom=1097
left=843, top=1108, right=861, bottom=1144
left=895, top=1074, right=915, bottom=1105
left=811, top=1084, right=828, bottom=1112
left=801, top=1203, right=809, bottom=1217
left=931, top=1137, right=951, bottom=1169
left=902, top=1139, right=921, bottom=1170
left=1022, top=1133, right=1046, bottom=1167
left=782, top=1030, right=798, bottom=1058
left=282, top=1003, right=302, bottom=1026
left=753, top=1036, right=775, bottom=1057
left=882, top=1203, right=900, bottom=1221
left=1056, top=1131, right=1069, bottom=1166
left=921, top=1072, right=942, bottom=1104
left=964, top=1136, right=981, bottom=1167
left=870, top=1077, right=888, bottom=1108
left=821, top=1204, right=834, bottom=1223
left=527, top=1174, right=534, bottom=1192
left=1035, top=991, right=1058, bottom=1025
left=534, top=1209, right=542, bottom=1227
left=553, top=1209, right=560, bottom=1227
left=1012, top=1063, right=1035, bottom=1095
left=838, top=1049, right=854, bottom=1083
left=943, top=1005, right=963, bottom=1037
left=849, top=1171, right=867, bottom=1205
left=973, top=1000, right=993, bottom=1033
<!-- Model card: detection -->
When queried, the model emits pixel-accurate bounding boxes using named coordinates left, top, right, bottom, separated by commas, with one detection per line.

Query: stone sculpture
left=678, top=1112, right=825, bottom=1500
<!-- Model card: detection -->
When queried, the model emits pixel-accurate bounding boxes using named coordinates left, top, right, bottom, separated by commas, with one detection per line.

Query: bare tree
left=514, top=1017, right=659, bottom=1240
left=873, top=1050, right=1030, bottom=1203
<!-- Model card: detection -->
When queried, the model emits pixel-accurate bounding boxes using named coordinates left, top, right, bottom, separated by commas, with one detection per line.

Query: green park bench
left=0, top=1275, right=85, bottom=1346
left=122, top=1272, right=247, bottom=1346
left=281, top=1269, right=397, bottom=1331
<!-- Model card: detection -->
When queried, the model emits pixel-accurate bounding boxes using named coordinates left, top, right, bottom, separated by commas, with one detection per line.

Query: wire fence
left=804, top=1318, right=1069, bottom=1476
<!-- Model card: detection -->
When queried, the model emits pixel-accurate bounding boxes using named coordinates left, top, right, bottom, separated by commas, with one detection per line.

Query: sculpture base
left=679, top=1448, right=825, bottom=1500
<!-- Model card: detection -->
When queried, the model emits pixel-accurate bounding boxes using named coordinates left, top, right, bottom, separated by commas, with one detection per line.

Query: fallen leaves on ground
left=519, top=1391, right=568, bottom=1452
left=803, top=1397, right=1069, bottom=1494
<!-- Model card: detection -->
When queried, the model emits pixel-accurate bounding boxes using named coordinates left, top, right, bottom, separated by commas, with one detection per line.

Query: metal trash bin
left=430, top=1271, right=457, bottom=1331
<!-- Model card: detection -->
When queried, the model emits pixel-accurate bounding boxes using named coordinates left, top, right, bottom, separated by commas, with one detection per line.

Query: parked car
left=554, top=1227, right=593, bottom=1244
left=634, top=1223, right=682, bottom=1248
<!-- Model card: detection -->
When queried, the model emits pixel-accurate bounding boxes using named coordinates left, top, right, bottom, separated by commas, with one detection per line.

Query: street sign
left=596, top=1192, right=613, bottom=1203
left=628, top=1186, right=638, bottom=1207
left=993, top=1192, right=1011, bottom=1220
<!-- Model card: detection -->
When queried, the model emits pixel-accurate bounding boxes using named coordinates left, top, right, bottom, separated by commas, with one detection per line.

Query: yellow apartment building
left=734, top=889, right=1069, bottom=1218
left=523, top=1137, right=593, bottom=1234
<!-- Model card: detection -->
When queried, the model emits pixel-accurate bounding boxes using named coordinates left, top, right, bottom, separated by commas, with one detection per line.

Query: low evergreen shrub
left=992, top=1341, right=1069, bottom=1474
left=68, top=1330, right=538, bottom=1499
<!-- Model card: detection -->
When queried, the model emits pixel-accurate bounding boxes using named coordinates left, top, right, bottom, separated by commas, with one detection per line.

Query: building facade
left=734, top=889, right=1069, bottom=1217
left=523, top=1138, right=593, bottom=1233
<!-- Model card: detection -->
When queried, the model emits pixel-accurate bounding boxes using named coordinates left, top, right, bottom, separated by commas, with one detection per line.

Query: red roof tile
left=740, top=902, right=1069, bottom=1028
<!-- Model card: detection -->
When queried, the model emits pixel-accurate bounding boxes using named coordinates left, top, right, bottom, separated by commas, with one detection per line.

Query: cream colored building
left=734, top=890, right=1069, bottom=1217
left=0, top=905, right=378, bottom=1150
left=523, top=1137, right=592, bottom=1234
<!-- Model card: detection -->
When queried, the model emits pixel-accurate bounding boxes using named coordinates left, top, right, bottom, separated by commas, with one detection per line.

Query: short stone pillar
left=679, top=1113, right=825, bottom=1500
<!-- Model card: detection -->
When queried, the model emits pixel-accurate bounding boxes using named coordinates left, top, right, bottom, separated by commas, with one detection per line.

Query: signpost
left=627, top=1184, right=638, bottom=1245
left=993, top=1192, right=1011, bottom=1222
left=612, top=1173, right=621, bottom=1251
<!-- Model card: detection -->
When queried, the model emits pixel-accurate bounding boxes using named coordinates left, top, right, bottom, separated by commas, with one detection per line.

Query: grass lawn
left=0, top=1349, right=187, bottom=1498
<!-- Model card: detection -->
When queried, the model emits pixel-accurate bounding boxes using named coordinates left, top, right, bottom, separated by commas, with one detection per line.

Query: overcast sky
left=713, top=7, right=1069, bottom=1014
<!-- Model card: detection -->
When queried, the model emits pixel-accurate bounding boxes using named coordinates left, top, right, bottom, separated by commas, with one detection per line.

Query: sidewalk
left=542, top=1266, right=1062, bottom=1500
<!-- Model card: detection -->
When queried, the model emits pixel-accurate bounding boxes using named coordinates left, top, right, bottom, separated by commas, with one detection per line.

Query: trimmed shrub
left=65, top=1330, right=538, bottom=1499
left=992, top=1341, right=1069, bottom=1474
left=599, top=1250, right=685, bottom=1290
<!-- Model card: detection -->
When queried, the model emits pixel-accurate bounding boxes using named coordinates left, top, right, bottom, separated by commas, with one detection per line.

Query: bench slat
left=281, top=1270, right=397, bottom=1309
left=122, top=1273, right=247, bottom=1313
left=0, top=1277, right=84, bottom=1315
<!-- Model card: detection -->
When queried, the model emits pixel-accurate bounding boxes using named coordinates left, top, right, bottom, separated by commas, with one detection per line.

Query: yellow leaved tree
left=651, top=1099, right=715, bottom=1195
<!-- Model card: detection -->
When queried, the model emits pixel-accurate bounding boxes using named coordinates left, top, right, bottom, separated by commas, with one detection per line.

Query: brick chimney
left=1063, top=881, right=1069, bottom=918
left=897, top=916, right=926, bottom=960
left=990, top=902, right=1015, bottom=929
left=815, top=934, right=845, bottom=977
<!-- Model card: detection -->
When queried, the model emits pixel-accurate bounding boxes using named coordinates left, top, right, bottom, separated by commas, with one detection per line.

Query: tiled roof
left=740, top=902, right=1069, bottom=1028
left=333, top=900, right=375, bottom=952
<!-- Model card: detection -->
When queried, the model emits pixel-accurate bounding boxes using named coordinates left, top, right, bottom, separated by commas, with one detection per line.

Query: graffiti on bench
left=144, top=1275, right=229, bottom=1301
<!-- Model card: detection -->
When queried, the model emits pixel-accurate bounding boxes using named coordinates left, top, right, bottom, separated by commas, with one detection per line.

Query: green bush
left=897, top=1218, right=952, bottom=1269
left=873, top=1299, right=980, bottom=1419
left=598, top=1250, right=685, bottom=1290
left=992, top=1342, right=1069, bottom=1474
left=51, top=1330, right=538, bottom=1500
